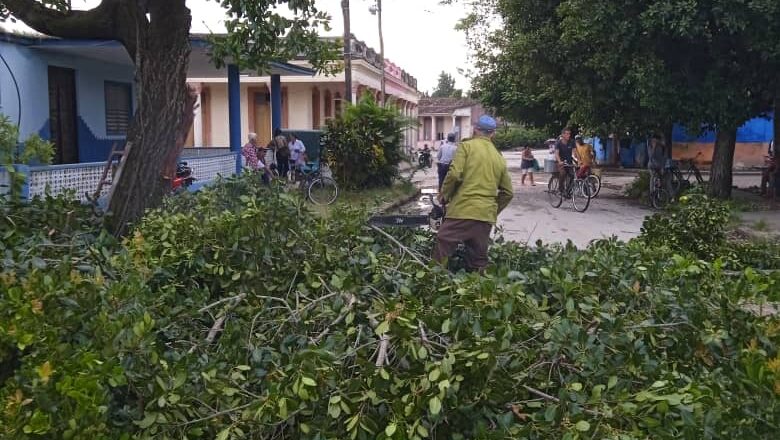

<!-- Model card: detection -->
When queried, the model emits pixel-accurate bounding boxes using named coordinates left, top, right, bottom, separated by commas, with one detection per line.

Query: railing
left=1, top=152, right=239, bottom=203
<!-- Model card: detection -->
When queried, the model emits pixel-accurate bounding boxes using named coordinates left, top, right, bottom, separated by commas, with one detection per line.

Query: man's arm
left=555, top=144, right=562, bottom=163
left=440, top=144, right=467, bottom=202
left=497, top=165, right=514, bottom=214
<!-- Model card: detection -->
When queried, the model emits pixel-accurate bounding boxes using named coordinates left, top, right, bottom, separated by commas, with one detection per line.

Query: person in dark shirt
left=555, top=128, right=576, bottom=194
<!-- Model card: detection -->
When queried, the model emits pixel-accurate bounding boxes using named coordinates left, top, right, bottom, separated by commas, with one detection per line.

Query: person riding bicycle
left=574, top=135, right=595, bottom=179
left=555, top=128, right=576, bottom=195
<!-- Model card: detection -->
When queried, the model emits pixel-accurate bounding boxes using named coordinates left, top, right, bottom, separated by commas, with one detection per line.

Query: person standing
left=242, top=132, right=269, bottom=184
left=520, top=145, right=536, bottom=186
left=555, top=128, right=576, bottom=195
left=647, top=134, right=667, bottom=195
left=273, top=129, right=290, bottom=179
left=437, top=133, right=458, bottom=190
left=288, top=133, right=307, bottom=178
left=434, top=115, right=514, bottom=272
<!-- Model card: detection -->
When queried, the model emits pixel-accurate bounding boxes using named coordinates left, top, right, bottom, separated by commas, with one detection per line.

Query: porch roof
left=3, top=32, right=315, bottom=78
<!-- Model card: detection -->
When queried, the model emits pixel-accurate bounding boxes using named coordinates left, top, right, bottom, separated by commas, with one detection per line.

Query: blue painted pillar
left=271, top=74, right=282, bottom=134
left=227, top=64, right=242, bottom=173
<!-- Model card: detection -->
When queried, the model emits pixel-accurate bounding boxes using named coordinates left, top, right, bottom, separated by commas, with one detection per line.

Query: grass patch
left=752, top=219, right=770, bottom=231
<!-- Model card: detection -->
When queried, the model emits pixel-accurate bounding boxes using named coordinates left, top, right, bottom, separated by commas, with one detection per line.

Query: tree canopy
left=453, top=0, right=780, bottom=198
left=431, top=71, right=463, bottom=98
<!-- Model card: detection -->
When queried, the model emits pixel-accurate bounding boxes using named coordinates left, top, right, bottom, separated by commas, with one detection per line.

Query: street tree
left=0, top=0, right=339, bottom=233
left=453, top=0, right=778, bottom=198
left=431, top=71, right=463, bottom=98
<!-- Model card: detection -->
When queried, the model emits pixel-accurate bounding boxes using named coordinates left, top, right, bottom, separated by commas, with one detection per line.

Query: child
left=521, top=145, right=536, bottom=186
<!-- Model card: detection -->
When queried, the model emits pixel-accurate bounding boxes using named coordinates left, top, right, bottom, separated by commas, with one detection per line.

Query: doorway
left=253, top=91, right=272, bottom=145
left=47, top=66, right=79, bottom=164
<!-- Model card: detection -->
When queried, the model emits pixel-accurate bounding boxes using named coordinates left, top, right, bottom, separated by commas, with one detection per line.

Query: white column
left=431, top=116, right=437, bottom=143
left=193, top=84, right=203, bottom=147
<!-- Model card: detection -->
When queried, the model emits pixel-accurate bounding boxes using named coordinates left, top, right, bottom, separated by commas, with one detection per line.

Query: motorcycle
left=172, top=161, right=195, bottom=192
left=418, top=150, right=432, bottom=168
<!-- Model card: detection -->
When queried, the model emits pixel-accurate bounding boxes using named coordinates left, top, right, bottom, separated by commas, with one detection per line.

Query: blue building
left=0, top=30, right=312, bottom=165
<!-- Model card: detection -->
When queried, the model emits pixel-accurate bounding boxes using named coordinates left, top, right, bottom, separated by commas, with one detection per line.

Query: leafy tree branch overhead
left=0, top=0, right=340, bottom=234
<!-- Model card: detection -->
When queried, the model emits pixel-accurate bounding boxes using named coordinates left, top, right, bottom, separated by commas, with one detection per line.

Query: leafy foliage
left=639, top=191, right=732, bottom=260
left=493, top=126, right=550, bottom=151
left=322, top=95, right=413, bottom=190
left=624, top=171, right=652, bottom=200
left=430, top=72, right=462, bottom=98
left=2, top=174, right=779, bottom=439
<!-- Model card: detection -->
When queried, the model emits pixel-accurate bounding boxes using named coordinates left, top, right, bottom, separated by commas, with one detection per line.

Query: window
left=104, top=82, right=132, bottom=136
left=334, top=92, right=342, bottom=117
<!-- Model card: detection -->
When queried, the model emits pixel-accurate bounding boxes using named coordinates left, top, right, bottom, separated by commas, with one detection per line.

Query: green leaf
left=385, top=423, right=397, bottom=436
left=216, top=427, right=231, bottom=440
left=575, top=420, right=590, bottom=432
left=608, top=376, right=618, bottom=389
left=375, top=320, right=390, bottom=335
left=428, top=396, right=442, bottom=415
left=441, top=318, right=451, bottom=334
left=302, top=376, right=317, bottom=387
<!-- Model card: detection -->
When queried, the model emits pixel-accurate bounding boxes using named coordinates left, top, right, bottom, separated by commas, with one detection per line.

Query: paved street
left=404, top=150, right=776, bottom=248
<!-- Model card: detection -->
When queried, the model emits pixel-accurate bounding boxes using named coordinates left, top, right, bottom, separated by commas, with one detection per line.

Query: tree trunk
left=709, top=126, right=737, bottom=199
left=663, top=123, right=674, bottom=160
left=774, top=98, right=779, bottom=154
left=107, top=1, right=193, bottom=236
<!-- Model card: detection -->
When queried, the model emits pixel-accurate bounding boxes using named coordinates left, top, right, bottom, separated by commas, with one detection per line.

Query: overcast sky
left=7, top=0, right=472, bottom=93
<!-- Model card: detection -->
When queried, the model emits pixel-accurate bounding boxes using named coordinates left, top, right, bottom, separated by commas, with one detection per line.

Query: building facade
left=416, top=97, right=484, bottom=149
left=0, top=31, right=136, bottom=164
left=186, top=36, right=421, bottom=151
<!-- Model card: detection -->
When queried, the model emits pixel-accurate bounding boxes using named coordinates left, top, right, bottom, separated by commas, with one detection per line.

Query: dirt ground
left=404, top=150, right=779, bottom=247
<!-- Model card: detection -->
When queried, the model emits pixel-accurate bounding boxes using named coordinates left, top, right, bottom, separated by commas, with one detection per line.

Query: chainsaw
left=368, top=192, right=444, bottom=231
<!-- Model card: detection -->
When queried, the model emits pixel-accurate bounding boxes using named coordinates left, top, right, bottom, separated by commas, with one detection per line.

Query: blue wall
left=0, top=39, right=134, bottom=163
left=673, top=115, right=774, bottom=143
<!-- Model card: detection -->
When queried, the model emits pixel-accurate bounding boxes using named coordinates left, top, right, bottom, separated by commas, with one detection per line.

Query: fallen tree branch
left=310, top=294, right=356, bottom=345
left=370, top=225, right=427, bottom=267
left=522, top=385, right=601, bottom=416
left=198, top=293, right=246, bottom=314
left=375, top=335, right=390, bottom=367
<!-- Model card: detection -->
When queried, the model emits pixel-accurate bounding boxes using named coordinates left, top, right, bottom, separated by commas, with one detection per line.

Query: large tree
left=454, top=0, right=778, bottom=198
left=0, top=0, right=339, bottom=234
left=431, top=71, right=463, bottom=98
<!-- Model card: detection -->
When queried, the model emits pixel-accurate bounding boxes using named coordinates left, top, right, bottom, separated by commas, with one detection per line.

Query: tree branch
left=4, top=0, right=119, bottom=40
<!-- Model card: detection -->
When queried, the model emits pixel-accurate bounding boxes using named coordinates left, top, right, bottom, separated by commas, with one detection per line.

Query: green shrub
left=1, top=175, right=779, bottom=439
left=639, top=191, right=731, bottom=259
left=322, top=95, right=413, bottom=189
left=624, top=170, right=651, bottom=199
left=492, top=126, right=549, bottom=150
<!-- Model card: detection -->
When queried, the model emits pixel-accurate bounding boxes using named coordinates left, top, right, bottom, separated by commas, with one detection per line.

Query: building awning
left=22, top=34, right=315, bottom=78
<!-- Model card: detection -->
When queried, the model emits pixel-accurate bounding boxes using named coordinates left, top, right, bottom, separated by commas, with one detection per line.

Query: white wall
left=287, top=83, right=312, bottom=130
left=209, top=84, right=229, bottom=147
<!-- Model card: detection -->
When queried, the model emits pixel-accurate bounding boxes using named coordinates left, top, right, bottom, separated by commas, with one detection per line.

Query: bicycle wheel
left=650, top=188, right=670, bottom=210
left=572, top=180, right=591, bottom=212
left=693, top=167, right=704, bottom=184
left=308, top=176, right=339, bottom=205
left=669, top=169, right=683, bottom=195
left=547, top=175, right=563, bottom=208
left=585, top=174, right=601, bottom=198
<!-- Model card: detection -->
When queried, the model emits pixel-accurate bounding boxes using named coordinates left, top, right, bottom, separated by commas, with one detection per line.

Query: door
left=48, top=66, right=79, bottom=164
left=254, top=92, right=272, bottom=145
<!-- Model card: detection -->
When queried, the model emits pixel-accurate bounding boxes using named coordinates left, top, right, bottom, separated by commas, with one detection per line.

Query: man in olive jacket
left=433, top=115, right=514, bottom=271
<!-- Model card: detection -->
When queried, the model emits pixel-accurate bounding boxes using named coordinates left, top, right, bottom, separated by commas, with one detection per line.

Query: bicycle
left=668, top=152, right=705, bottom=195
left=649, top=170, right=671, bottom=210
left=297, top=160, right=338, bottom=205
left=547, top=163, right=591, bottom=212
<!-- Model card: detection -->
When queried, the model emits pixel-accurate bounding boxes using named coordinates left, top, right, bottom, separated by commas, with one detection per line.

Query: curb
left=377, top=188, right=422, bottom=214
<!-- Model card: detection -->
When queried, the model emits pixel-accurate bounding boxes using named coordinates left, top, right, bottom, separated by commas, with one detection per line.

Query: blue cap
left=476, top=115, right=497, bottom=132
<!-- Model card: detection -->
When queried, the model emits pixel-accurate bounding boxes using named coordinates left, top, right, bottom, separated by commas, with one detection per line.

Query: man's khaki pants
left=433, top=218, right=493, bottom=271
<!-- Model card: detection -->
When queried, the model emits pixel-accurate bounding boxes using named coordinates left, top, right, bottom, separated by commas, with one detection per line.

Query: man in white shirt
left=437, top=133, right=459, bottom=190
left=288, top=134, right=307, bottom=179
